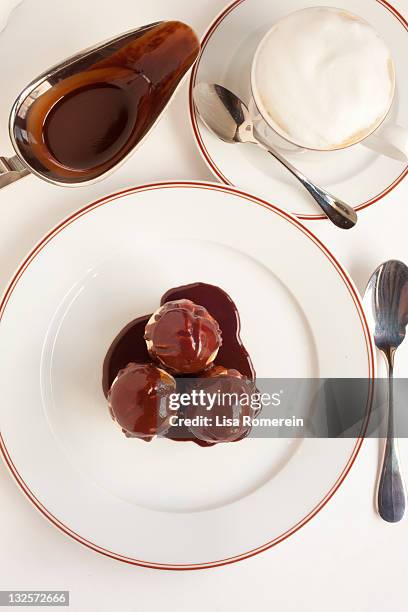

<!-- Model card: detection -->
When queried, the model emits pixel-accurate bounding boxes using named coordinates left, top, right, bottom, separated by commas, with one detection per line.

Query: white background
left=0, top=0, right=407, bottom=610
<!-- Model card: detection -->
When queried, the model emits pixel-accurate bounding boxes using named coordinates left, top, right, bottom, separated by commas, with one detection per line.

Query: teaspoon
left=193, top=83, right=357, bottom=230
left=364, top=260, right=408, bottom=522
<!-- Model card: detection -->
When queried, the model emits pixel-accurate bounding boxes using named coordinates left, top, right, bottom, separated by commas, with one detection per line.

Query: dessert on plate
left=104, top=282, right=258, bottom=445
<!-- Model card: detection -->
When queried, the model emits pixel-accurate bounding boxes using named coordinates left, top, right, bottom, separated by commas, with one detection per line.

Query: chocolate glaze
left=108, top=363, right=175, bottom=440
left=145, top=299, right=222, bottom=374
left=186, top=373, right=258, bottom=444
left=103, top=314, right=150, bottom=396
left=160, top=283, right=255, bottom=379
left=102, top=283, right=255, bottom=446
left=14, top=21, right=200, bottom=183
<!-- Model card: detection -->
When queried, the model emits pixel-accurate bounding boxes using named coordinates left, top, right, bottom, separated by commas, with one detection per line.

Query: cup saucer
left=189, top=0, right=408, bottom=220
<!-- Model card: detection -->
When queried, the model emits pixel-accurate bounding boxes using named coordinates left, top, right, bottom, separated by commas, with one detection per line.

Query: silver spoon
left=193, top=83, right=357, bottom=230
left=364, top=260, right=408, bottom=522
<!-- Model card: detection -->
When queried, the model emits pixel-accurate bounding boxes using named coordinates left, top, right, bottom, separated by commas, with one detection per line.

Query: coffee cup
left=250, top=7, right=408, bottom=162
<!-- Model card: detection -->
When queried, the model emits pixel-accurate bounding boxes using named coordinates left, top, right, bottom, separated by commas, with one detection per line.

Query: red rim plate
left=0, top=181, right=375, bottom=569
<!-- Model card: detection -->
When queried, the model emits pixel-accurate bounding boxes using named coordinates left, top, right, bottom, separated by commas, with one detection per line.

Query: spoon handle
left=0, top=155, right=30, bottom=190
left=262, top=147, right=357, bottom=229
left=378, top=362, right=406, bottom=522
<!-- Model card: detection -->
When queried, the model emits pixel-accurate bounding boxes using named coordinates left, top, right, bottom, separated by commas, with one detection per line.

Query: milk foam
left=252, top=7, right=395, bottom=150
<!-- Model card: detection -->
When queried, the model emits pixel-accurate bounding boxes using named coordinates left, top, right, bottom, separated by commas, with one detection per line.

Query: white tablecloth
left=1, top=1, right=407, bottom=609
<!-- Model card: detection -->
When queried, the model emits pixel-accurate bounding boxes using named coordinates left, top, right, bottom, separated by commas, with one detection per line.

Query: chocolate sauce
left=161, top=283, right=255, bottom=380
left=43, top=82, right=143, bottom=171
left=103, top=282, right=255, bottom=396
left=13, top=21, right=200, bottom=183
left=103, top=314, right=150, bottom=396
left=108, top=363, right=176, bottom=440
left=145, top=299, right=222, bottom=374
left=102, top=283, right=255, bottom=446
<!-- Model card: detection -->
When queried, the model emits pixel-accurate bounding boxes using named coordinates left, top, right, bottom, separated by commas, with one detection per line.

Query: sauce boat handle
left=0, top=155, right=30, bottom=190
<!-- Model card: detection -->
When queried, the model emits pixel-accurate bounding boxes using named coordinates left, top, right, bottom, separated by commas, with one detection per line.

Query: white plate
left=0, top=182, right=374, bottom=569
left=189, top=0, right=408, bottom=220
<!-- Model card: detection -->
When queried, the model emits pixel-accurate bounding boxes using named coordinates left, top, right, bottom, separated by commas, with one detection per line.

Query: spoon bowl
left=365, top=260, right=408, bottom=356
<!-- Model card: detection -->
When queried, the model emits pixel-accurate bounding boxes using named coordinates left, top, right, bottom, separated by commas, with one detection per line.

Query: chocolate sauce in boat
left=14, top=22, right=199, bottom=183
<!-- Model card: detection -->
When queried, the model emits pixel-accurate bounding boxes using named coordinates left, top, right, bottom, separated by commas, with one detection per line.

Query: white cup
left=250, top=7, right=408, bottom=162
